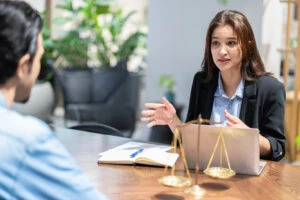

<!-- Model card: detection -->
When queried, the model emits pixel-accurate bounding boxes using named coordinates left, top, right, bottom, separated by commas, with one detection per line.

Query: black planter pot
left=58, top=67, right=93, bottom=104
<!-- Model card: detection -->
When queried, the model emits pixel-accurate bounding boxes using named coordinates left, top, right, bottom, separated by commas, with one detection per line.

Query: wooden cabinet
left=280, top=0, right=300, bottom=161
left=285, top=91, right=300, bottom=160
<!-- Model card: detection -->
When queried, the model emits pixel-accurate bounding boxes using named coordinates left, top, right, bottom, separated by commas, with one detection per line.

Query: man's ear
left=16, top=54, right=30, bottom=78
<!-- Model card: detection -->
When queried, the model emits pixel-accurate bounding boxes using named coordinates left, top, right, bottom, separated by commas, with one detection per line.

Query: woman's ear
left=16, top=54, right=30, bottom=78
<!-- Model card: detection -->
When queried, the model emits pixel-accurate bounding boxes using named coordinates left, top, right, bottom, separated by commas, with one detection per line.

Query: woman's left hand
left=224, top=110, right=249, bottom=128
left=225, top=110, right=271, bottom=157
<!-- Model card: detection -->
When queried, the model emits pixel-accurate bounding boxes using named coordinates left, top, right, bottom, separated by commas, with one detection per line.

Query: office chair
left=55, top=67, right=141, bottom=137
left=69, top=122, right=124, bottom=137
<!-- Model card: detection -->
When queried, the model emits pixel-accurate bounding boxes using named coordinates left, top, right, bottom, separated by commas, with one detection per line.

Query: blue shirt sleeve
left=12, top=132, right=109, bottom=200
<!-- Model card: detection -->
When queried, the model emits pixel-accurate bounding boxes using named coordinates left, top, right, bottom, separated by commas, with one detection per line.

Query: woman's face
left=211, top=25, right=242, bottom=74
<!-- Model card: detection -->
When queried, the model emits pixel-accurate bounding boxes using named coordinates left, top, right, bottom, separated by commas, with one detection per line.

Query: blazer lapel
left=240, top=80, right=257, bottom=126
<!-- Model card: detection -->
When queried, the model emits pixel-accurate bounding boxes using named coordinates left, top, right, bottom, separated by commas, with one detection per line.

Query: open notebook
left=181, top=124, right=266, bottom=175
left=98, top=141, right=179, bottom=167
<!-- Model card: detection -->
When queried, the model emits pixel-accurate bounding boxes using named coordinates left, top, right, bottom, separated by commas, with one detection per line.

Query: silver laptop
left=181, top=124, right=266, bottom=175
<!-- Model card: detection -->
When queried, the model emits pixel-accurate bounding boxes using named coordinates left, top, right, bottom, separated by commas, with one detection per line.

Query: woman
left=141, top=10, right=285, bottom=161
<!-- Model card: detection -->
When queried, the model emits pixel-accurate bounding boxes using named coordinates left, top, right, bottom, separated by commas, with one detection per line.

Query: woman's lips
left=218, top=58, right=230, bottom=63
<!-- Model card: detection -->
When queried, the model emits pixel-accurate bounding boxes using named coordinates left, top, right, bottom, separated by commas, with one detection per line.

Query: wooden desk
left=54, top=127, right=300, bottom=200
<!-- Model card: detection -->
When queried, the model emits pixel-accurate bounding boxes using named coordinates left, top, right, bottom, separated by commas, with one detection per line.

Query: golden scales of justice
left=158, top=115, right=236, bottom=198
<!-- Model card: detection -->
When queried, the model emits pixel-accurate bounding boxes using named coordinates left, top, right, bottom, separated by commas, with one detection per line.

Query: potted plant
left=52, top=0, right=147, bottom=134
left=86, top=6, right=146, bottom=134
left=51, top=0, right=109, bottom=112
left=158, top=74, right=176, bottom=105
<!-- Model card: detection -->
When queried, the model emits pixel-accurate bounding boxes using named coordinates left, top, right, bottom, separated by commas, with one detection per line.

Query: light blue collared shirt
left=0, top=92, right=109, bottom=200
left=210, top=73, right=244, bottom=125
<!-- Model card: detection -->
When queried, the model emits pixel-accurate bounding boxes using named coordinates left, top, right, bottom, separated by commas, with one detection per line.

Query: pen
left=130, top=148, right=144, bottom=158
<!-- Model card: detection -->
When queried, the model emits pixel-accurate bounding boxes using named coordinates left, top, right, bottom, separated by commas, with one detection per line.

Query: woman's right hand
left=140, top=97, right=177, bottom=128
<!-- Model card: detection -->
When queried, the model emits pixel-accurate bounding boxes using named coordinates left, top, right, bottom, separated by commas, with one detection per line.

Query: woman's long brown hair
left=202, top=10, right=272, bottom=82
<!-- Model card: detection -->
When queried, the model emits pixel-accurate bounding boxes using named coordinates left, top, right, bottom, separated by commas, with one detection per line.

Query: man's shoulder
left=0, top=107, right=53, bottom=144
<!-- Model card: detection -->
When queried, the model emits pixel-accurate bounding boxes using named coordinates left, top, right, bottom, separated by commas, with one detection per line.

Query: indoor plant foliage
left=54, top=0, right=147, bottom=71
left=158, top=74, right=176, bottom=104
left=53, top=0, right=111, bottom=68
left=38, top=11, right=56, bottom=82
left=95, top=8, right=147, bottom=70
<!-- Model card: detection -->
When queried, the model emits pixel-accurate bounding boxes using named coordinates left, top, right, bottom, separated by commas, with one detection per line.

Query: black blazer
left=186, top=71, right=286, bottom=161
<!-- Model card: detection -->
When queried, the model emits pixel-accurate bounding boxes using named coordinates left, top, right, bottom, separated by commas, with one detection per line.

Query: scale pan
left=158, top=175, right=192, bottom=188
left=204, top=167, right=235, bottom=179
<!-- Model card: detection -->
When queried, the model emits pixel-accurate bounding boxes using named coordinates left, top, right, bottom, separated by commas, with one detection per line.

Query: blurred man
left=0, top=1, right=108, bottom=199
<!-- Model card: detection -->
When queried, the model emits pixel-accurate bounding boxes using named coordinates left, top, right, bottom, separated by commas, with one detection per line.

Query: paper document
left=98, top=141, right=179, bottom=167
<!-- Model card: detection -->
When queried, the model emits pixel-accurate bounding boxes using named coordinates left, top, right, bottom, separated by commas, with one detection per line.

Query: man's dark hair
left=0, top=0, right=42, bottom=84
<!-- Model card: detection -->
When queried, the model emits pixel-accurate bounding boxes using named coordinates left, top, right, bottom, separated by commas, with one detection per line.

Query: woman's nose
left=219, top=44, right=228, bottom=54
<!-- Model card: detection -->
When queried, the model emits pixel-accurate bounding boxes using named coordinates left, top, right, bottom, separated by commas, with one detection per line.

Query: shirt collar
left=235, top=77, right=244, bottom=99
left=215, top=72, right=244, bottom=99
left=214, top=73, right=224, bottom=97
left=0, top=91, right=8, bottom=109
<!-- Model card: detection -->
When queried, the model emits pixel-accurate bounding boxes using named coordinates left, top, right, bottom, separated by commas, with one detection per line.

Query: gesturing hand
left=140, top=97, right=177, bottom=128
left=224, top=110, right=249, bottom=128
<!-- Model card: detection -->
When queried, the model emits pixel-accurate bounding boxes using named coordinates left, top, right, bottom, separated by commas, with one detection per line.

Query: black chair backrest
left=69, top=123, right=123, bottom=137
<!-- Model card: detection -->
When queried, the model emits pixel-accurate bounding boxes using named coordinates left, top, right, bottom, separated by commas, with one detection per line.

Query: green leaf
left=96, top=29, right=111, bottom=66
left=217, top=0, right=229, bottom=6
left=55, top=0, right=73, bottom=11
left=296, top=135, right=300, bottom=147
left=54, top=30, right=89, bottom=67
left=53, top=16, right=73, bottom=25
left=116, top=32, right=146, bottom=62
left=158, top=74, right=175, bottom=90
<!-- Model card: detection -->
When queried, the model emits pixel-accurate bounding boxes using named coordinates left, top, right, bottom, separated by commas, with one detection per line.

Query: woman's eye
left=211, top=41, right=219, bottom=47
left=227, top=41, right=237, bottom=47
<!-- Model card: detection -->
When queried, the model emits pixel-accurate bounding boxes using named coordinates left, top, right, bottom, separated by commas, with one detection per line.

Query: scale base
left=184, top=185, right=206, bottom=198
